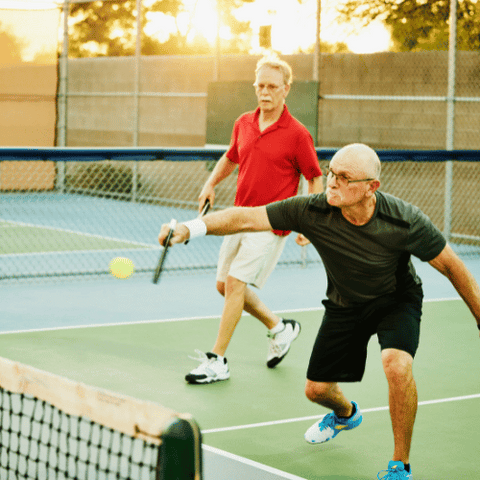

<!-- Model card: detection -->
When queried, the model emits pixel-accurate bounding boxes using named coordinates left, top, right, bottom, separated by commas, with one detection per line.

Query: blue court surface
left=2, top=257, right=475, bottom=332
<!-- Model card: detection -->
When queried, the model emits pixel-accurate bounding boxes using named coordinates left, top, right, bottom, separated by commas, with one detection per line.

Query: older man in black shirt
left=159, top=143, right=480, bottom=480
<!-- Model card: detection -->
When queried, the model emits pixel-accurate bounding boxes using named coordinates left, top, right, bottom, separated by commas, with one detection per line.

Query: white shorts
left=216, top=231, right=288, bottom=289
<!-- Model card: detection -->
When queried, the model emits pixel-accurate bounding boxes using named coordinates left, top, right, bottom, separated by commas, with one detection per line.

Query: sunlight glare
left=0, top=0, right=60, bottom=8
left=146, top=0, right=224, bottom=46
left=346, top=21, right=391, bottom=54
left=145, top=12, right=177, bottom=43
left=235, top=0, right=317, bottom=54
left=179, top=0, right=220, bottom=45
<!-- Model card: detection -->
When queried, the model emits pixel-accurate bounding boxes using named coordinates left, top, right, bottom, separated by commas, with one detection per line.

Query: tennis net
left=0, top=356, right=202, bottom=480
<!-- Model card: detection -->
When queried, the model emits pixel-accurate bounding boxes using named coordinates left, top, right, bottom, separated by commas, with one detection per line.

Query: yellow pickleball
left=109, top=257, right=135, bottom=279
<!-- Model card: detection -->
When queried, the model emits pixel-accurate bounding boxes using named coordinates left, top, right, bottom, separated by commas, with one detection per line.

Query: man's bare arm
left=159, top=206, right=272, bottom=246
left=429, top=243, right=480, bottom=333
left=198, top=153, right=237, bottom=211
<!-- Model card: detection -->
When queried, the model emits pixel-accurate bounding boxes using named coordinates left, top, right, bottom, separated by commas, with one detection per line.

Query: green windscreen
left=206, top=81, right=319, bottom=145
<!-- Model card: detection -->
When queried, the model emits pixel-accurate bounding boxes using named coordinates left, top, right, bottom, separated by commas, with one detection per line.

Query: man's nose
left=327, top=173, right=338, bottom=186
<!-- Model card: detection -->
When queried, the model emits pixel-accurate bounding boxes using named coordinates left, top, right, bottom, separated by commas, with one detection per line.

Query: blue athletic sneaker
left=304, top=401, right=363, bottom=444
left=377, top=461, right=412, bottom=479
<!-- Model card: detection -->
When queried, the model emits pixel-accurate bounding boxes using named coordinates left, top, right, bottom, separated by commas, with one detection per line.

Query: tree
left=216, top=0, right=252, bottom=54
left=68, top=0, right=253, bottom=57
left=0, top=22, right=26, bottom=64
left=336, top=0, right=480, bottom=51
left=69, top=0, right=190, bottom=57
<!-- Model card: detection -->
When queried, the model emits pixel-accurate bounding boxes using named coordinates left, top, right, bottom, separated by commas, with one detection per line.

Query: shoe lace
left=267, top=323, right=288, bottom=356
left=267, top=333, right=282, bottom=356
left=188, top=349, right=209, bottom=363
left=377, top=467, right=404, bottom=480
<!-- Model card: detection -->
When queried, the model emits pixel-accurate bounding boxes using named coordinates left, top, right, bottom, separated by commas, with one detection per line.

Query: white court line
left=203, top=445, right=308, bottom=480
left=0, top=310, right=322, bottom=336
left=202, top=393, right=480, bottom=434
left=2, top=248, right=156, bottom=258
left=0, top=218, right=156, bottom=250
left=0, top=298, right=462, bottom=336
left=0, top=314, right=225, bottom=336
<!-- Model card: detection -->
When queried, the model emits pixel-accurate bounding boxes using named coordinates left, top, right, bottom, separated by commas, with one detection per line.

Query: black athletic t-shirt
left=266, top=191, right=447, bottom=306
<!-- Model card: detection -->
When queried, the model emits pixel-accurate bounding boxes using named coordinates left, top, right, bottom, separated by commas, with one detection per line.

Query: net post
left=157, top=415, right=203, bottom=480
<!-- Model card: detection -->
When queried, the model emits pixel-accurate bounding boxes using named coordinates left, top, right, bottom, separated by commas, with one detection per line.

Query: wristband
left=183, top=218, right=207, bottom=242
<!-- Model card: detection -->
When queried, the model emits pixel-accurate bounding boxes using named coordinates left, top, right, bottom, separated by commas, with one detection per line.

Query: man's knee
left=216, top=281, right=225, bottom=296
left=217, top=277, right=246, bottom=298
left=305, top=380, right=333, bottom=403
left=381, top=348, right=414, bottom=384
left=225, top=276, right=246, bottom=295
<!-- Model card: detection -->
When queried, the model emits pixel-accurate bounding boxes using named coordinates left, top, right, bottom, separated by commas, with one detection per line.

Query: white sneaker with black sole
left=266, top=319, right=301, bottom=368
left=185, top=350, right=230, bottom=384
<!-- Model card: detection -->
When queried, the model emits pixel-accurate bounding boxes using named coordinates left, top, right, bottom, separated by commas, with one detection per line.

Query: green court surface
left=0, top=221, right=148, bottom=254
left=0, top=300, right=478, bottom=479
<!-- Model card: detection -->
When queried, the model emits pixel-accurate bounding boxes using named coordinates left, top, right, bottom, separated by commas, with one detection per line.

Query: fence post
left=300, top=176, right=308, bottom=267
left=444, top=0, right=458, bottom=241
left=56, top=0, right=70, bottom=194
left=130, top=0, right=142, bottom=202
left=444, top=161, right=453, bottom=242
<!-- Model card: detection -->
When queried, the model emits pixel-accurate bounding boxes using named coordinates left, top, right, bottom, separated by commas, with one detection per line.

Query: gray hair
left=255, top=55, right=293, bottom=86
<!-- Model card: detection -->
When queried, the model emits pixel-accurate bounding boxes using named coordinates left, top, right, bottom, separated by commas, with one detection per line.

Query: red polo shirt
left=226, top=105, right=321, bottom=235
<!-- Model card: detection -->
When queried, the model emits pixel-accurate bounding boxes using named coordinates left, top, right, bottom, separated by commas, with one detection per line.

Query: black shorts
left=306, top=286, right=424, bottom=383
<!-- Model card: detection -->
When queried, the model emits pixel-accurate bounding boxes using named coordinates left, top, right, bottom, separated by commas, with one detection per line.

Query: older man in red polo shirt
left=185, top=54, right=323, bottom=384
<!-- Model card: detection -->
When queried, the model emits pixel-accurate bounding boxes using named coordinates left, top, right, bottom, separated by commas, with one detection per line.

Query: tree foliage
left=217, top=0, right=252, bottom=54
left=336, top=0, right=480, bottom=51
left=68, top=0, right=252, bottom=57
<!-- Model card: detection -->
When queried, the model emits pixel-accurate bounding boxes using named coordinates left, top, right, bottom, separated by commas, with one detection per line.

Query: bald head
left=331, top=143, right=381, bottom=181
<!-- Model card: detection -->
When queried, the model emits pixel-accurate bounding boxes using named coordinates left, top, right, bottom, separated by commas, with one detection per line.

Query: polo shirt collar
left=253, top=105, right=292, bottom=130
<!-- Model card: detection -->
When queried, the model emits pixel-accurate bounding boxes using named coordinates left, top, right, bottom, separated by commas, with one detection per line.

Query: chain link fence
left=1, top=148, right=479, bottom=284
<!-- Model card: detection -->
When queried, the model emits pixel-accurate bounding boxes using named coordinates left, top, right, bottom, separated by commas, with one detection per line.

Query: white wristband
left=183, top=218, right=207, bottom=242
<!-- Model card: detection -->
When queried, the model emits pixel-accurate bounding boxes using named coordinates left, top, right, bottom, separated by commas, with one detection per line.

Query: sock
left=269, top=320, right=285, bottom=335
left=337, top=402, right=356, bottom=419
left=208, top=352, right=224, bottom=362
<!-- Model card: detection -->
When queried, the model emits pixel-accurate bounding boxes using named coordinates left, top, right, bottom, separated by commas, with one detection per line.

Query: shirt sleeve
left=294, top=130, right=322, bottom=181
left=266, top=196, right=309, bottom=233
left=406, top=209, right=447, bottom=261
left=225, top=120, right=240, bottom=164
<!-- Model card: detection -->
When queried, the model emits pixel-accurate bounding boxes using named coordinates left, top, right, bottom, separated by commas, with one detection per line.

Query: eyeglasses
left=325, top=168, right=375, bottom=187
left=253, top=83, right=284, bottom=92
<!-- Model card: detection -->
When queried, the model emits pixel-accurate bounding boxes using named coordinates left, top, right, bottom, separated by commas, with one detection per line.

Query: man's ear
left=369, top=180, right=381, bottom=195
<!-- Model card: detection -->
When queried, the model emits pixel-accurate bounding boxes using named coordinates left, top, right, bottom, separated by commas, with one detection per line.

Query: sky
left=0, top=0, right=391, bottom=62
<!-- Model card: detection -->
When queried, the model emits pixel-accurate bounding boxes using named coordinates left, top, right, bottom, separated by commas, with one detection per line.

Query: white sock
left=269, top=320, right=285, bottom=334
